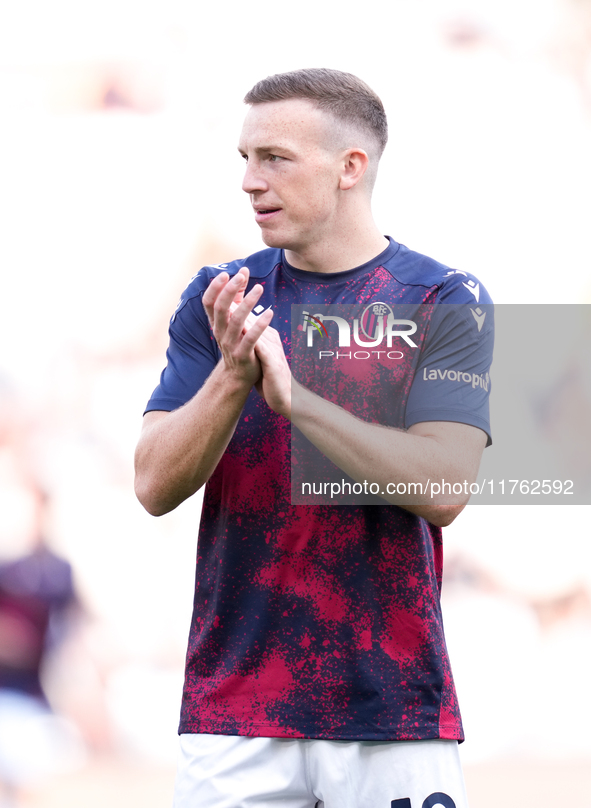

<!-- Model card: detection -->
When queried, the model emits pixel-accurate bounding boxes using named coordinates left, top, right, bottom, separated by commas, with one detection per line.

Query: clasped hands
left=202, top=266, right=294, bottom=420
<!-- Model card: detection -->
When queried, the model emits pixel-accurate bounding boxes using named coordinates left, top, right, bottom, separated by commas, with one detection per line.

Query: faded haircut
left=244, top=68, right=388, bottom=159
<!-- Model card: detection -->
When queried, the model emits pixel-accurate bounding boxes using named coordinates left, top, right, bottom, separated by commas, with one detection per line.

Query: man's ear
left=339, top=148, right=369, bottom=190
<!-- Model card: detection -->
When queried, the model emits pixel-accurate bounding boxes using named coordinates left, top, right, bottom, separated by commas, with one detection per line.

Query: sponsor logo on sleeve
left=462, top=279, right=480, bottom=302
left=470, top=307, right=486, bottom=331
left=422, top=367, right=490, bottom=391
left=444, top=270, right=481, bottom=302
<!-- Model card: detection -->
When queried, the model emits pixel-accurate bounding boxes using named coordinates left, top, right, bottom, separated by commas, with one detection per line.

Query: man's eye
left=268, top=155, right=282, bottom=162
left=241, top=154, right=248, bottom=162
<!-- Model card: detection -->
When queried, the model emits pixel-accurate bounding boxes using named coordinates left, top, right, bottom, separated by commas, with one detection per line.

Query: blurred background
left=0, top=0, right=590, bottom=805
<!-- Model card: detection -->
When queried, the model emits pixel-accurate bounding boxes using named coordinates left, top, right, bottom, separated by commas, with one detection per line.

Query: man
left=135, top=68, right=493, bottom=808
left=0, top=490, right=79, bottom=805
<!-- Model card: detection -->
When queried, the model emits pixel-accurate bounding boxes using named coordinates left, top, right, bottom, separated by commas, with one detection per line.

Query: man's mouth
left=255, top=208, right=281, bottom=222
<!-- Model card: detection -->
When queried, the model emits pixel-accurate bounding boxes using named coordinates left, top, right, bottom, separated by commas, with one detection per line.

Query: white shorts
left=172, top=733, right=468, bottom=808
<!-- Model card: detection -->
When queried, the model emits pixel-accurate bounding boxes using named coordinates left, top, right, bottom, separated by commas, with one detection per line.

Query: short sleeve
left=404, top=300, right=494, bottom=445
left=145, top=292, right=220, bottom=413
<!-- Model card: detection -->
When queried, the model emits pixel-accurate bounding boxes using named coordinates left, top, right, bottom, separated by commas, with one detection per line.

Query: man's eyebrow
left=237, top=144, right=295, bottom=157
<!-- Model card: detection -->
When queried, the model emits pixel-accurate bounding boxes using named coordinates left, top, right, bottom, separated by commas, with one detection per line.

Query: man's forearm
left=135, top=268, right=273, bottom=517
left=291, top=382, right=486, bottom=527
left=134, top=362, right=252, bottom=516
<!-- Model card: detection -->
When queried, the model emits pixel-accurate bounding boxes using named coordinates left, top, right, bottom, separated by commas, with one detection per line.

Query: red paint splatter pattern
left=146, top=239, right=492, bottom=741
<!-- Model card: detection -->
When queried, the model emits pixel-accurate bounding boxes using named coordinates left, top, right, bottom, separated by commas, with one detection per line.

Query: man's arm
left=135, top=364, right=251, bottom=516
left=254, top=318, right=487, bottom=527
left=134, top=268, right=273, bottom=516
left=293, top=384, right=486, bottom=526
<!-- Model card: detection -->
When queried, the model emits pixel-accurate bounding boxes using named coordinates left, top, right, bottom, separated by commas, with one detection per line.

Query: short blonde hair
left=244, top=68, right=388, bottom=158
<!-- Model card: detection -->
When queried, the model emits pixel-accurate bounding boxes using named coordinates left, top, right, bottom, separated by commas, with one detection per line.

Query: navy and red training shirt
left=146, top=237, right=493, bottom=741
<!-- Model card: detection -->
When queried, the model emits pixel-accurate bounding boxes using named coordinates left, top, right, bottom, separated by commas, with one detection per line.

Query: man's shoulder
left=384, top=241, right=492, bottom=305
left=183, top=247, right=282, bottom=297
left=169, top=247, right=282, bottom=324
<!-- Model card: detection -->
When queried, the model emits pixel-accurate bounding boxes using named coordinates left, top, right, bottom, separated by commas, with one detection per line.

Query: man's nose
left=242, top=159, right=267, bottom=194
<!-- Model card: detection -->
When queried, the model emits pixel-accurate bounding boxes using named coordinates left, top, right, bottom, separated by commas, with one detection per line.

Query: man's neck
left=284, top=228, right=390, bottom=275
